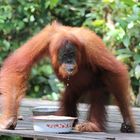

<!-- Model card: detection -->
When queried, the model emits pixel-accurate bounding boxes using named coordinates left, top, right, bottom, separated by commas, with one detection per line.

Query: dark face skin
left=58, top=41, right=77, bottom=74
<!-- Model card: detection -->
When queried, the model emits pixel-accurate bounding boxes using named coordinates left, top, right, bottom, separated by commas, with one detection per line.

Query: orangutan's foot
left=75, top=122, right=103, bottom=132
left=0, top=116, right=17, bottom=130
left=120, top=122, right=135, bottom=133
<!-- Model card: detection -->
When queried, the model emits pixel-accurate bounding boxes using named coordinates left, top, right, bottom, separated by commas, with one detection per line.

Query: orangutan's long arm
left=0, top=24, right=55, bottom=129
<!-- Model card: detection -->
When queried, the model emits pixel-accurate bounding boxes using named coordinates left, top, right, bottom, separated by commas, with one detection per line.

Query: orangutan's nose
left=66, top=64, right=74, bottom=73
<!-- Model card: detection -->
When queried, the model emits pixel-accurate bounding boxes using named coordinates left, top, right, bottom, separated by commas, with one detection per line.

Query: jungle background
left=0, top=0, right=140, bottom=139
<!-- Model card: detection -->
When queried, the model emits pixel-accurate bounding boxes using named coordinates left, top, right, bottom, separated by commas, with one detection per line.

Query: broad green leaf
left=127, top=22, right=134, bottom=29
left=52, top=92, right=60, bottom=101
left=133, top=5, right=140, bottom=14
left=92, top=20, right=105, bottom=27
left=50, top=0, right=59, bottom=9
left=135, top=65, right=140, bottom=79
left=30, top=15, right=35, bottom=22
left=136, top=43, right=140, bottom=49
left=123, top=35, right=130, bottom=48
left=117, top=54, right=131, bottom=63
left=116, top=48, right=132, bottom=55
left=118, top=20, right=128, bottom=29
left=34, top=85, right=39, bottom=92
left=46, top=94, right=53, bottom=100
left=46, top=65, right=53, bottom=75
left=16, top=21, right=25, bottom=30
left=134, top=54, right=140, bottom=64
left=48, top=76, right=59, bottom=93
left=129, top=69, right=134, bottom=77
left=121, top=0, right=135, bottom=6
left=102, top=0, right=114, bottom=3
left=3, top=40, right=10, bottom=50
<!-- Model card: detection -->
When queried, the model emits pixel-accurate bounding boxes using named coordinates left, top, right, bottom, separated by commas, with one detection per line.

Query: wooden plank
left=0, top=98, right=140, bottom=140
left=1, top=128, right=140, bottom=140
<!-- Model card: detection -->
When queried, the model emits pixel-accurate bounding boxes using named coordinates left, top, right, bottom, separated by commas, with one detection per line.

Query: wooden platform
left=0, top=98, right=140, bottom=140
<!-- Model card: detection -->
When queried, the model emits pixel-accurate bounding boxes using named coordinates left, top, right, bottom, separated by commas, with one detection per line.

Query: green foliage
left=0, top=136, right=21, bottom=140
left=0, top=0, right=140, bottom=100
left=81, top=0, right=140, bottom=95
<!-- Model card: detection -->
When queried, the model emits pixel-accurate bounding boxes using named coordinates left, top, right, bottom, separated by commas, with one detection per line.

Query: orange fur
left=0, top=22, right=135, bottom=132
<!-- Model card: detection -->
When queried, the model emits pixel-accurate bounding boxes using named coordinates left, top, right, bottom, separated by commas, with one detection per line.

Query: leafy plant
left=0, top=0, right=139, bottom=103
left=81, top=0, right=140, bottom=104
